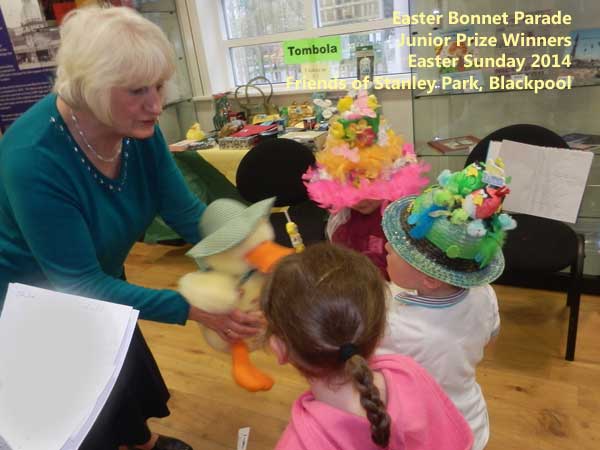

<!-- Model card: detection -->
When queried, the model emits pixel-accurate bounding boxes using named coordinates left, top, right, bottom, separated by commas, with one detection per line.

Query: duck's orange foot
left=232, top=363, right=274, bottom=392
left=231, top=341, right=274, bottom=392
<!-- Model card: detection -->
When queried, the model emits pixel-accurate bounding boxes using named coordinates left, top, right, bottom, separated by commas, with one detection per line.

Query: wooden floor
left=125, top=242, right=600, bottom=450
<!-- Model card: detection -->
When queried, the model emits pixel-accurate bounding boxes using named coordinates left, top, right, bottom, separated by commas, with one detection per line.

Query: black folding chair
left=236, top=138, right=328, bottom=247
left=467, top=124, right=585, bottom=361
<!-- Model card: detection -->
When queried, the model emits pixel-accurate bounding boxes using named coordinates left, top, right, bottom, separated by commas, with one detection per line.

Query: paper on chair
left=0, top=284, right=138, bottom=450
left=485, top=140, right=594, bottom=223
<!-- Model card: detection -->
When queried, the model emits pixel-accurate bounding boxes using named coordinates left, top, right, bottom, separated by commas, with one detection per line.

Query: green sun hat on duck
left=187, top=197, right=275, bottom=266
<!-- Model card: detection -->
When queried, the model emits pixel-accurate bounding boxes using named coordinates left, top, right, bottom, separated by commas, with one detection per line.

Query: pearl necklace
left=70, top=109, right=122, bottom=163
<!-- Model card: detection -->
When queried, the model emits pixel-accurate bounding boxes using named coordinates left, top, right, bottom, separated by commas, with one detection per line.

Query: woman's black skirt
left=80, top=325, right=170, bottom=449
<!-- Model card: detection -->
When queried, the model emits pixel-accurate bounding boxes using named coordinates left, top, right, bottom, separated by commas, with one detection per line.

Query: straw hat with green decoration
left=382, top=159, right=517, bottom=288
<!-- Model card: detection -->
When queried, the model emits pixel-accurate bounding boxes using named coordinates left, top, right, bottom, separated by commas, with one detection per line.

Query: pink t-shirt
left=276, top=354, right=473, bottom=450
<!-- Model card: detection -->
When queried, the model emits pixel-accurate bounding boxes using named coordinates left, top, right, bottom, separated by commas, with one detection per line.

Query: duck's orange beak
left=245, top=241, right=294, bottom=273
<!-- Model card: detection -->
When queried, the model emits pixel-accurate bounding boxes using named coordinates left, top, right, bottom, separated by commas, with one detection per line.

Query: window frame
left=186, top=0, right=409, bottom=97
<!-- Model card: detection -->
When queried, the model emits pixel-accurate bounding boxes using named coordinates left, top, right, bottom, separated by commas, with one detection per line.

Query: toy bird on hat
left=179, top=197, right=294, bottom=392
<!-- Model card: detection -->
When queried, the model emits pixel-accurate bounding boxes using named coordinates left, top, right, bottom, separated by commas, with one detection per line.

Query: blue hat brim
left=382, top=197, right=505, bottom=288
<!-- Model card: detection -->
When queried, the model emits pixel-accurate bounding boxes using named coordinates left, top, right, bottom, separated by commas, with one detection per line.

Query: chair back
left=236, top=138, right=315, bottom=206
left=465, top=124, right=578, bottom=271
left=466, top=124, right=569, bottom=167
left=235, top=138, right=327, bottom=246
left=465, top=125, right=586, bottom=361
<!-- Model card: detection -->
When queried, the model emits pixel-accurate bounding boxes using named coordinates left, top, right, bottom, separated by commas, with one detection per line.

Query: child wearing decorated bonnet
left=260, top=242, right=473, bottom=450
left=303, top=90, right=429, bottom=279
left=378, top=159, right=517, bottom=450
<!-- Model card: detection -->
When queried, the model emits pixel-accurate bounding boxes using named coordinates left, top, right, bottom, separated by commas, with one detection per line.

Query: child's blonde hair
left=261, top=243, right=391, bottom=447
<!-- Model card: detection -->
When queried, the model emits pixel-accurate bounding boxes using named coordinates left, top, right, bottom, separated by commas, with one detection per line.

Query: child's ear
left=269, top=335, right=289, bottom=365
left=422, top=273, right=443, bottom=290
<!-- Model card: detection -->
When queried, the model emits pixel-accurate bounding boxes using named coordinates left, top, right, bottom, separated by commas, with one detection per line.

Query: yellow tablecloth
left=196, top=147, right=249, bottom=185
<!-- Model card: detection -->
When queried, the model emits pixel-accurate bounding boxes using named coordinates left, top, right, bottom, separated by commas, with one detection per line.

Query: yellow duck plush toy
left=186, top=122, right=206, bottom=141
left=178, top=197, right=293, bottom=392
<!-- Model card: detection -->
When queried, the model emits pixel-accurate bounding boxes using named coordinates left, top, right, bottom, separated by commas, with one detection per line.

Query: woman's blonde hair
left=53, top=6, right=176, bottom=126
left=261, top=243, right=391, bottom=447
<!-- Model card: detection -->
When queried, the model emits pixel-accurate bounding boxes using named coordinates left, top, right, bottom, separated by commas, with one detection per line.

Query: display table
left=196, top=147, right=249, bottom=185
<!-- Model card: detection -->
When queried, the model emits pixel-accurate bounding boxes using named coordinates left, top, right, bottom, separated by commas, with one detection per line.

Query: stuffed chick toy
left=178, top=197, right=294, bottom=392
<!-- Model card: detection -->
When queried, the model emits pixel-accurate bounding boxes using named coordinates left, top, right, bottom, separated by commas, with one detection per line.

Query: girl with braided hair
left=260, top=243, right=473, bottom=450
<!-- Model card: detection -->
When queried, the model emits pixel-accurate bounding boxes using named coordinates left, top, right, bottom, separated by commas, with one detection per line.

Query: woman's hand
left=188, top=306, right=265, bottom=343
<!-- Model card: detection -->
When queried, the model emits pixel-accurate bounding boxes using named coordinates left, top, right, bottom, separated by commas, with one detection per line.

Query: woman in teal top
left=0, top=6, right=260, bottom=450
left=0, top=92, right=200, bottom=324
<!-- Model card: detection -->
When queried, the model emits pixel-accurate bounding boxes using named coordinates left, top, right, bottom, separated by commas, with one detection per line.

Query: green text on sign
left=283, top=36, right=342, bottom=64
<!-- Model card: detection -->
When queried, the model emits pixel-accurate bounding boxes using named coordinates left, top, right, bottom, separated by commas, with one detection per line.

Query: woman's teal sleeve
left=2, top=148, right=191, bottom=324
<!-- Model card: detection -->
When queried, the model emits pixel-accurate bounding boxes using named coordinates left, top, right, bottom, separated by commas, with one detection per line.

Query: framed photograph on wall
left=427, top=135, right=480, bottom=154
left=561, top=28, right=600, bottom=86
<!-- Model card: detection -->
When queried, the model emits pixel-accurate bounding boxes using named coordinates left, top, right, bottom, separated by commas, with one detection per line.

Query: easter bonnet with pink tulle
left=303, top=90, right=429, bottom=213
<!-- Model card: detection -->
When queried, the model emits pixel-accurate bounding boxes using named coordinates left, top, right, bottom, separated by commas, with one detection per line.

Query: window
left=230, top=28, right=407, bottom=86
left=316, top=0, right=396, bottom=27
left=193, top=0, right=409, bottom=93
left=221, top=0, right=306, bottom=39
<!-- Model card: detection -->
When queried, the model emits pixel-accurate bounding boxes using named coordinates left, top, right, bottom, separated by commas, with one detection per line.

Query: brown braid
left=260, top=243, right=390, bottom=445
left=346, top=355, right=390, bottom=447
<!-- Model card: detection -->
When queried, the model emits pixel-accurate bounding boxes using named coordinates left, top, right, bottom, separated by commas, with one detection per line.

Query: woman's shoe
left=151, top=436, right=193, bottom=450
left=130, top=435, right=193, bottom=450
